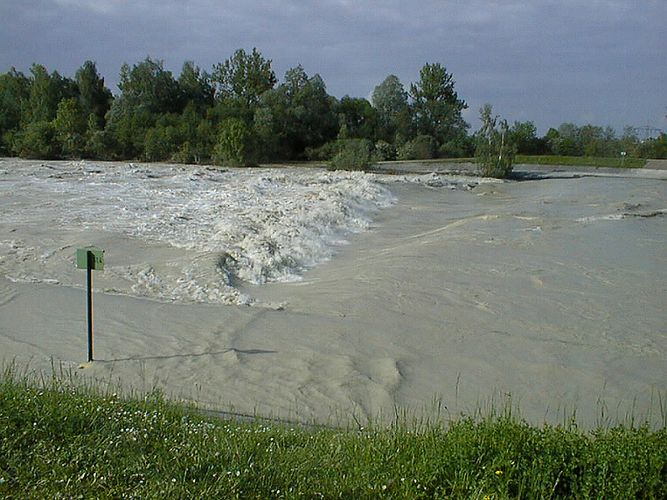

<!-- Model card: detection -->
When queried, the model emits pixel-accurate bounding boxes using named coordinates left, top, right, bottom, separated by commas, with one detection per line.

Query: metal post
left=87, top=251, right=94, bottom=362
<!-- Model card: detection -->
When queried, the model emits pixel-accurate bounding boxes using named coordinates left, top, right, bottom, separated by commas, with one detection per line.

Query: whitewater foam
left=1, top=162, right=401, bottom=304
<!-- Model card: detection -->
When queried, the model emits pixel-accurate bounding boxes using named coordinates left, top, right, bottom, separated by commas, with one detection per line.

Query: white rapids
left=0, top=160, right=479, bottom=305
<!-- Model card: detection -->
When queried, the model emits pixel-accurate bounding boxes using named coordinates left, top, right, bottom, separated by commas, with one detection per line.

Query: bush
left=15, top=121, right=60, bottom=159
left=439, top=136, right=474, bottom=158
left=144, top=127, right=175, bottom=162
left=475, top=104, right=515, bottom=178
left=213, top=118, right=255, bottom=167
left=637, top=133, right=667, bottom=159
left=328, top=138, right=376, bottom=171
left=397, top=134, right=437, bottom=160
left=305, top=140, right=345, bottom=161
left=172, top=141, right=210, bottom=164
left=374, top=140, right=396, bottom=160
left=85, top=129, right=117, bottom=159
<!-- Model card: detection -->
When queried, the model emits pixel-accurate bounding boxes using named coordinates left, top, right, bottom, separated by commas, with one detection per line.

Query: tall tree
left=254, top=66, right=338, bottom=159
left=23, top=64, right=77, bottom=124
left=75, top=60, right=113, bottom=127
left=509, top=120, right=546, bottom=155
left=53, top=97, right=87, bottom=157
left=116, top=57, right=182, bottom=115
left=336, top=96, right=377, bottom=140
left=106, top=58, right=182, bottom=158
left=211, top=48, right=276, bottom=108
left=409, top=63, right=468, bottom=147
left=0, top=68, right=31, bottom=152
left=371, top=74, right=409, bottom=143
left=178, top=61, right=214, bottom=113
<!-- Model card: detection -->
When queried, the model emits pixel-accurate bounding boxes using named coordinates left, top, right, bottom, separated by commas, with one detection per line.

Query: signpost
left=76, top=247, right=104, bottom=362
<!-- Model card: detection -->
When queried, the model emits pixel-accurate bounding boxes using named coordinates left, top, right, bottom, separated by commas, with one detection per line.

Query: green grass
left=1, top=369, right=665, bottom=498
left=516, top=155, right=646, bottom=168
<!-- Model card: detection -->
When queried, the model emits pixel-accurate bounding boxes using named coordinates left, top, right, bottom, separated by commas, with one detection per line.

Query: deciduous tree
left=371, top=75, right=409, bottom=143
left=0, top=68, right=30, bottom=153
left=409, top=63, right=468, bottom=149
left=75, top=60, right=113, bottom=128
left=212, top=48, right=276, bottom=109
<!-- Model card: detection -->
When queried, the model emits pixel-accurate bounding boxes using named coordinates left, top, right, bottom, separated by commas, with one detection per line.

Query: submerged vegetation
left=1, top=49, right=665, bottom=172
left=1, top=368, right=665, bottom=498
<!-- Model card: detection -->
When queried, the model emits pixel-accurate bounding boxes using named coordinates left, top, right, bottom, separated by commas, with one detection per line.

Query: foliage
left=438, top=134, right=475, bottom=158
left=1, top=372, right=665, bottom=498
left=0, top=68, right=30, bottom=152
left=23, top=64, right=77, bottom=125
left=397, top=134, right=437, bottom=160
left=104, top=102, right=154, bottom=159
left=328, top=138, right=376, bottom=171
left=305, top=139, right=345, bottom=161
left=475, top=104, right=515, bottom=178
left=178, top=61, right=214, bottom=113
left=1, top=54, right=661, bottom=164
left=546, top=123, right=618, bottom=157
left=144, top=126, right=176, bottom=162
left=371, top=74, right=409, bottom=143
left=14, top=120, right=59, bottom=159
left=117, top=58, right=183, bottom=115
left=636, top=133, right=667, bottom=159
left=75, top=60, right=113, bottom=128
left=106, top=58, right=183, bottom=159
left=211, top=48, right=276, bottom=109
left=336, top=95, right=377, bottom=141
left=374, top=140, right=396, bottom=160
left=256, top=66, right=339, bottom=160
left=52, top=98, right=88, bottom=157
left=213, top=117, right=254, bottom=167
left=409, top=63, right=469, bottom=150
left=509, top=120, right=548, bottom=155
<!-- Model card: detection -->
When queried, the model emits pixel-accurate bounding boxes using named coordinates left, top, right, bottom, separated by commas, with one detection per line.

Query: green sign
left=76, top=247, right=105, bottom=270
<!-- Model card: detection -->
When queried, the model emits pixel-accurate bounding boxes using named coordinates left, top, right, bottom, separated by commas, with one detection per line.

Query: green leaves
left=213, top=118, right=253, bottom=167
left=475, top=104, right=515, bottom=178
left=211, top=48, right=276, bottom=108
left=410, top=63, right=468, bottom=145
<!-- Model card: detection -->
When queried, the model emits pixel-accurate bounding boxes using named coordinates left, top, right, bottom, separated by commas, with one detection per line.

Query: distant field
left=516, top=155, right=646, bottom=168
left=367, top=155, right=647, bottom=170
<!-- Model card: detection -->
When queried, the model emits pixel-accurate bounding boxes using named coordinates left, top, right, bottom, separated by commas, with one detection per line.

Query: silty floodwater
left=0, top=160, right=483, bottom=305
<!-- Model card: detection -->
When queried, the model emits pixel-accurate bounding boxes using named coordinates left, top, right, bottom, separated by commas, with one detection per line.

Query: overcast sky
left=1, top=0, right=665, bottom=135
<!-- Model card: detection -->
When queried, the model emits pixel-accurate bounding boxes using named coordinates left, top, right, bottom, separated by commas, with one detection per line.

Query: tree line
left=0, top=48, right=665, bottom=166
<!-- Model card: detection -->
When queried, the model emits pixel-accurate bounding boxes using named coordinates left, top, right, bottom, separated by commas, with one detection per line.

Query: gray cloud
left=1, top=0, right=665, bottom=133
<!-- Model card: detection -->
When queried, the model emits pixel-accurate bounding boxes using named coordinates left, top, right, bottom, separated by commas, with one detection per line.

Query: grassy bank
left=516, top=155, right=646, bottom=168
left=1, top=371, right=665, bottom=498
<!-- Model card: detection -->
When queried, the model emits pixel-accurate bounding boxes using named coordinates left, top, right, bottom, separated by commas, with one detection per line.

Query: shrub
left=374, top=140, right=396, bottom=160
left=305, top=140, right=345, bottom=161
left=328, top=138, right=376, bottom=171
left=397, top=134, right=437, bottom=160
left=475, top=104, right=515, bottom=178
left=143, top=127, right=174, bottom=162
left=213, top=118, right=255, bottom=167
left=439, top=136, right=474, bottom=158
left=15, top=121, right=60, bottom=159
